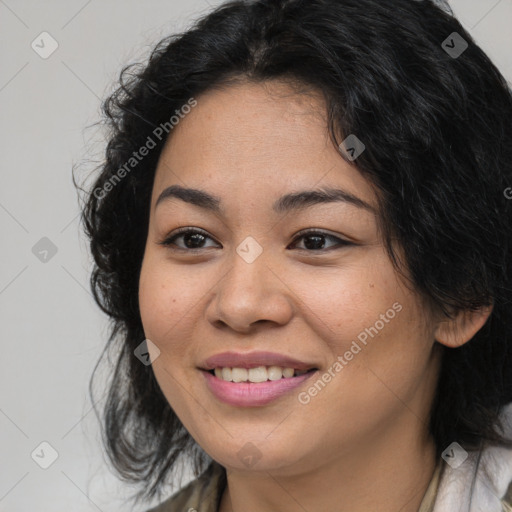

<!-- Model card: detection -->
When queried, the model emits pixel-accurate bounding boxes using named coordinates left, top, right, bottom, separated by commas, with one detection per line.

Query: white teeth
left=248, top=367, right=268, bottom=383
left=267, top=366, right=284, bottom=381
left=282, top=367, right=295, bottom=378
left=231, top=368, right=248, bottom=383
left=212, top=365, right=310, bottom=383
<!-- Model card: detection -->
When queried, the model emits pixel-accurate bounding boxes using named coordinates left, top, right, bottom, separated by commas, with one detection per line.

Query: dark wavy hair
left=78, top=0, right=512, bottom=505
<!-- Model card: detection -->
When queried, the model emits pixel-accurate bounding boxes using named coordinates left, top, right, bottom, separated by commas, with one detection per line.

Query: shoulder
left=145, top=461, right=226, bottom=512
left=433, top=404, right=512, bottom=512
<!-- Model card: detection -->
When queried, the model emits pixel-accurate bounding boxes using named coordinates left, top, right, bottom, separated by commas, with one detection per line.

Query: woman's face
left=138, top=80, right=441, bottom=475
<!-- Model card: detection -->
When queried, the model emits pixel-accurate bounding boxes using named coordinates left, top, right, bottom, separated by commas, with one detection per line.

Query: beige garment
left=146, top=459, right=445, bottom=512
left=418, top=459, right=444, bottom=512
left=502, top=481, right=512, bottom=512
left=146, top=461, right=225, bottom=512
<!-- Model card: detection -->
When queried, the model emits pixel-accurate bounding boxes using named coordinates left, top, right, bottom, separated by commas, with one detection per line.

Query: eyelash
left=158, top=227, right=353, bottom=253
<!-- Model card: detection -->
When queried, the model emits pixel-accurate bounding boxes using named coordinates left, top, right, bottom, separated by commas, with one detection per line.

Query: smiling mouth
left=206, top=366, right=318, bottom=383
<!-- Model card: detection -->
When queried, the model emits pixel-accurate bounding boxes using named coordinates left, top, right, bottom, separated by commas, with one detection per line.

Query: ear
left=434, top=304, right=493, bottom=348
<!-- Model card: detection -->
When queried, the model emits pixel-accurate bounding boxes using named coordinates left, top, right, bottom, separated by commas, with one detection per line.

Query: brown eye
left=289, top=230, right=353, bottom=252
left=159, top=228, right=220, bottom=251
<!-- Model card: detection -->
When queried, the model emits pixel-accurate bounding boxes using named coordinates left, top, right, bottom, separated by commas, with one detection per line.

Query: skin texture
left=138, top=80, right=491, bottom=512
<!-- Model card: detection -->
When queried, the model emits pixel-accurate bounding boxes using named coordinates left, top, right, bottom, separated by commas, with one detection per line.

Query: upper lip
left=199, top=351, right=318, bottom=371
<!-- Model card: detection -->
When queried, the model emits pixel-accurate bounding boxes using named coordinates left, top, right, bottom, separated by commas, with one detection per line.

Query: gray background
left=1, top=0, right=511, bottom=510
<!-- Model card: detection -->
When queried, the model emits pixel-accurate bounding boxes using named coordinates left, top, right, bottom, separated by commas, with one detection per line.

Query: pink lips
left=198, top=351, right=318, bottom=407
left=200, top=351, right=316, bottom=371
left=201, top=369, right=317, bottom=407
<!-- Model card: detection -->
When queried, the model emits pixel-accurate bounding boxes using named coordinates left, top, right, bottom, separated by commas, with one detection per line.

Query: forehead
left=152, top=80, right=377, bottom=211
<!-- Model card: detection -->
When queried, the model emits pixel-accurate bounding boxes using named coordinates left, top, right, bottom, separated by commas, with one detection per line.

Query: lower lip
left=201, top=369, right=317, bottom=407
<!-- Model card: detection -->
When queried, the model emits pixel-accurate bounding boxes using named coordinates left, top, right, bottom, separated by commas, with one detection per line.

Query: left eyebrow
left=155, top=184, right=375, bottom=215
left=272, top=187, right=376, bottom=214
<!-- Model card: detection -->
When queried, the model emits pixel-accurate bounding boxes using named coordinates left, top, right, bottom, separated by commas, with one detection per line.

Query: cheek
left=139, top=257, right=172, bottom=340
left=138, top=254, right=202, bottom=412
left=287, top=255, right=432, bottom=396
left=138, top=252, right=207, bottom=341
left=285, top=255, right=401, bottom=348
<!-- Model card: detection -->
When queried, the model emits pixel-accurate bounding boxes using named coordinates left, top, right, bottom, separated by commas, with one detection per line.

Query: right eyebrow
left=155, top=185, right=223, bottom=213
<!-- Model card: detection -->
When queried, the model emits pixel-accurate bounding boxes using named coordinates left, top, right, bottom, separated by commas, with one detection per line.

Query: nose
left=205, top=247, right=294, bottom=334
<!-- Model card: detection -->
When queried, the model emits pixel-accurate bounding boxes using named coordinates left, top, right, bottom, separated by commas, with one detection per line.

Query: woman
left=79, top=0, right=512, bottom=510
